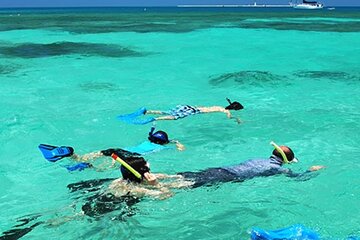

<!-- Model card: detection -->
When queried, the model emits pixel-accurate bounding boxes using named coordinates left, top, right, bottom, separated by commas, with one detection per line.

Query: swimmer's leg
left=154, top=115, right=177, bottom=121
left=71, top=151, right=104, bottom=162
left=145, top=110, right=168, bottom=115
left=179, top=168, right=237, bottom=188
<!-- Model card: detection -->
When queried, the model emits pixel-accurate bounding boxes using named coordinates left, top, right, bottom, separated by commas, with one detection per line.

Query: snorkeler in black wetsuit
left=180, top=144, right=325, bottom=188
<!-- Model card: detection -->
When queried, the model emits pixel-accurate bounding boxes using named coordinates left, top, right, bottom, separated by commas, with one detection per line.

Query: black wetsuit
left=180, top=156, right=314, bottom=188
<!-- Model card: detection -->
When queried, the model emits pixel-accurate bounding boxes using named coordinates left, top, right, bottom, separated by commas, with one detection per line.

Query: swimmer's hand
left=176, top=142, right=185, bottom=151
left=229, top=116, right=241, bottom=124
left=171, top=140, right=185, bottom=151
left=144, top=172, right=158, bottom=185
left=309, top=165, right=326, bottom=171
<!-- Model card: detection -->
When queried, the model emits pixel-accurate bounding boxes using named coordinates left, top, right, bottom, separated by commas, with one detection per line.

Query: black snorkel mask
left=225, top=98, right=244, bottom=110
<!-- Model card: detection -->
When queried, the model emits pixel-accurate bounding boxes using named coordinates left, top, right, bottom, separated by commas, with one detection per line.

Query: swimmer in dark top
left=39, top=127, right=185, bottom=172
left=108, top=142, right=325, bottom=197
left=145, top=98, right=243, bottom=123
left=179, top=142, right=326, bottom=188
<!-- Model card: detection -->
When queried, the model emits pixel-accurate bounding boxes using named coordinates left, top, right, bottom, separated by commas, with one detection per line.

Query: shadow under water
left=209, top=70, right=287, bottom=87
left=293, top=70, right=359, bottom=81
left=0, top=64, right=19, bottom=75
left=0, top=42, right=145, bottom=59
left=79, top=82, right=121, bottom=92
left=0, top=178, right=140, bottom=240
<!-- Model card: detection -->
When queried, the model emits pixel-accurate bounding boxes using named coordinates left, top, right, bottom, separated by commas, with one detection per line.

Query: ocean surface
left=0, top=7, right=359, bottom=239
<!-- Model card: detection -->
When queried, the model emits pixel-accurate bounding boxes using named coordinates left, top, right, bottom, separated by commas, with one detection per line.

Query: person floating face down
left=179, top=142, right=326, bottom=188
left=108, top=142, right=326, bottom=199
left=117, top=98, right=244, bottom=125
left=38, top=127, right=185, bottom=172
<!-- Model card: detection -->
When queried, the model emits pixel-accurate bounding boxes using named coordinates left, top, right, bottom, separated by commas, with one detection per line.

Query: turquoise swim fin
left=38, top=144, right=74, bottom=162
left=251, top=224, right=320, bottom=240
left=117, top=107, right=155, bottom=125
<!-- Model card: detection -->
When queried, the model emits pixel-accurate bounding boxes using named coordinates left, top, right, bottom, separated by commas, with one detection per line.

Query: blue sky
left=0, top=0, right=358, bottom=7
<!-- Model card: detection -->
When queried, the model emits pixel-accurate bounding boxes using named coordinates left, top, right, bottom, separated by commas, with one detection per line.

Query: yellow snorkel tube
left=270, top=141, right=289, bottom=164
left=111, top=153, right=142, bottom=180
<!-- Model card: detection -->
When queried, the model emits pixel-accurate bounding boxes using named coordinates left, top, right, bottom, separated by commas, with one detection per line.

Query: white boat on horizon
left=292, top=0, right=324, bottom=9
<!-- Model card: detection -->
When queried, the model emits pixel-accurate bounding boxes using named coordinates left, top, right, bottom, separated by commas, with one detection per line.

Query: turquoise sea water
left=0, top=7, right=360, bottom=239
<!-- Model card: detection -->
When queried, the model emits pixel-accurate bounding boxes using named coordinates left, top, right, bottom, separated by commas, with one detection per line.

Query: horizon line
left=0, top=5, right=358, bottom=9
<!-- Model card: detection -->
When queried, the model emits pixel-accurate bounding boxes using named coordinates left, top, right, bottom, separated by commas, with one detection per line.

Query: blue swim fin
left=251, top=224, right=320, bottom=240
left=65, top=162, right=92, bottom=171
left=38, top=144, right=74, bottom=162
left=117, top=107, right=155, bottom=125
left=130, top=116, right=155, bottom=125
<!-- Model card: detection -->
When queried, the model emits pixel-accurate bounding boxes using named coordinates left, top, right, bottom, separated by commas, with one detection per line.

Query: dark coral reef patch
left=209, top=70, right=285, bottom=87
left=0, top=42, right=144, bottom=58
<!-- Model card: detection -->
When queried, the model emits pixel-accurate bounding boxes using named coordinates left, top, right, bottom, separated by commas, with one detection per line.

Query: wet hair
left=272, top=146, right=295, bottom=162
left=120, top=156, right=150, bottom=183
left=225, top=98, right=244, bottom=111
left=148, top=127, right=170, bottom=145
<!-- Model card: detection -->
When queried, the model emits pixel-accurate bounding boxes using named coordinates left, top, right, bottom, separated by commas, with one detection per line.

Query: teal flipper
left=117, top=107, right=155, bottom=125
left=251, top=224, right=320, bottom=240
left=38, top=144, right=74, bottom=162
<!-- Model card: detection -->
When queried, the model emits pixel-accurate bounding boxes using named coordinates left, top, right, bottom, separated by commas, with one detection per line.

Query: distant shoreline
left=0, top=6, right=359, bottom=9
left=177, top=4, right=292, bottom=8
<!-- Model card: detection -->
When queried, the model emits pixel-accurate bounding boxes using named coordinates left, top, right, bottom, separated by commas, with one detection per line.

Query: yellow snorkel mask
left=270, top=141, right=290, bottom=164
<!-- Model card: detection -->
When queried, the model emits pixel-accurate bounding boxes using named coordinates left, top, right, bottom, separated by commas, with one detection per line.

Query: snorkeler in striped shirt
left=117, top=98, right=244, bottom=125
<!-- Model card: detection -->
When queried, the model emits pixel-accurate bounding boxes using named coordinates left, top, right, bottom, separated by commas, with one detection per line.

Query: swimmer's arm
left=198, top=106, right=241, bottom=123
left=198, top=106, right=230, bottom=117
left=153, top=173, right=183, bottom=179
left=283, top=166, right=325, bottom=181
left=137, top=187, right=173, bottom=200
left=170, top=140, right=186, bottom=151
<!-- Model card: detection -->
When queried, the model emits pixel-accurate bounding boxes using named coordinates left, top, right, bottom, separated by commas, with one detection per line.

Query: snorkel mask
left=270, top=141, right=289, bottom=164
left=112, top=154, right=151, bottom=183
left=111, top=153, right=142, bottom=179
left=270, top=141, right=298, bottom=164
left=148, top=127, right=170, bottom=145
left=225, top=98, right=244, bottom=110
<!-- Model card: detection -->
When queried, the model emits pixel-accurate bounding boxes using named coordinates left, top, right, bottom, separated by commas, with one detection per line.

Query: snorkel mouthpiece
left=226, top=98, right=232, bottom=105
left=149, top=126, right=155, bottom=137
left=270, top=141, right=289, bottom=164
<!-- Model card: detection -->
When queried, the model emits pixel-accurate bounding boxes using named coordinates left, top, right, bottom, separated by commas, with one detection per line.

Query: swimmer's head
left=120, top=156, right=150, bottom=183
left=272, top=145, right=298, bottom=164
left=225, top=98, right=244, bottom=111
left=148, top=127, right=170, bottom=145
